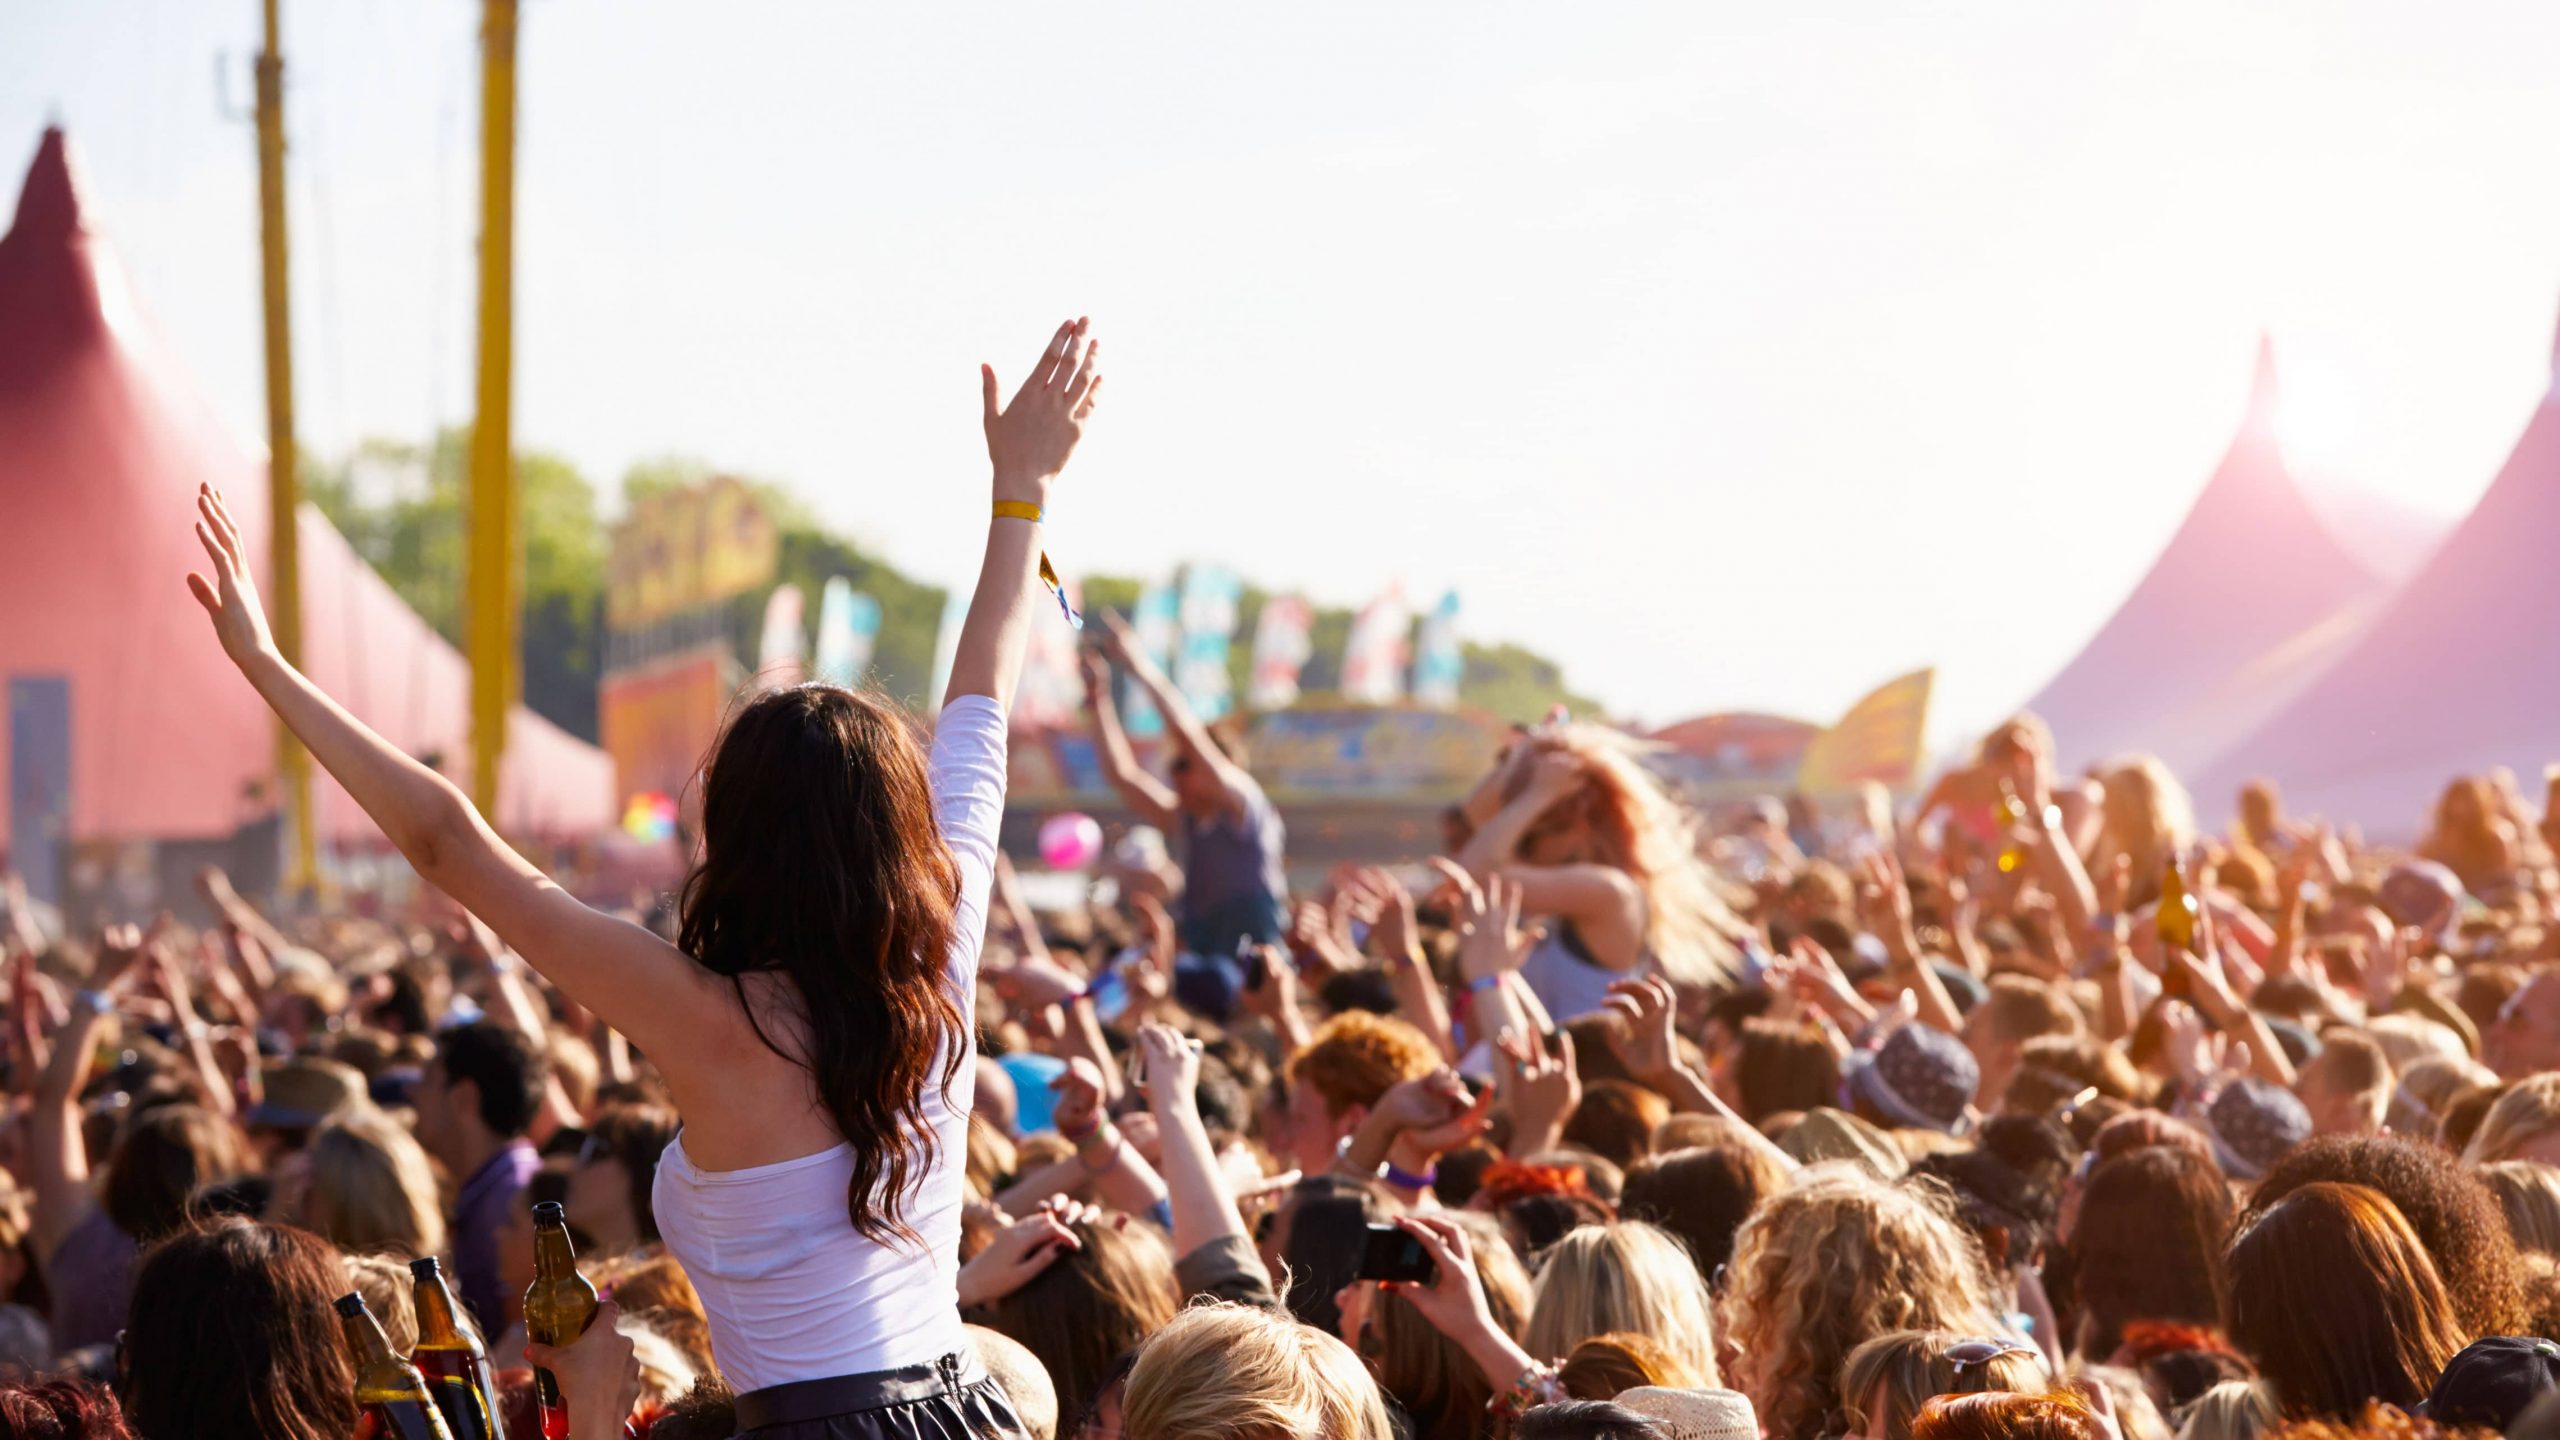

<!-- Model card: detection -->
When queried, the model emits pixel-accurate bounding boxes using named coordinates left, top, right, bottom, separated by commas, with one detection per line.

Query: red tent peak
left=9, top=127, right=87, bottom=246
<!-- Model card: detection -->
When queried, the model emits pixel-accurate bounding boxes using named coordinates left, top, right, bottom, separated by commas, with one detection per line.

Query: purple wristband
left=1383, top=1161, right=1437, bottom=1191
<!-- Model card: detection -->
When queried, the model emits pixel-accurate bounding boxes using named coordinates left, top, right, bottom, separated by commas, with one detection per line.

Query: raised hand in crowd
left=1382, top=1215, right=1545, bottom=1399
left=957, top=1198, right=1092, bottom=1308
left=1336, top=1066, right=1493, bottom=1205
left=1495, top=1027, right=1578, bottom=1158
left=1239, top=944, right=1311, bottom=1053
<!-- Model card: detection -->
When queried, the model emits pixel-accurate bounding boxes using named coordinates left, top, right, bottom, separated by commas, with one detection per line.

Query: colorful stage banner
left=1017, top=577, right=1088, bottom=731
left=755, top=584, right=806, bottom=688
left=1340, top=585, right=1412, bottom=705
left=813, top=578, right=883, bottom=688
left=599, top=648, right=740, bottom=812
left=1175, top=564, right=1243, bottom=722
left=1120, top=580, right=1181, bottom=738
left=605, top=477, right=778, bottom=633
left=1247, top=594, right=1315, bottom=711
left=1412, top=590, right=1463, bottom=709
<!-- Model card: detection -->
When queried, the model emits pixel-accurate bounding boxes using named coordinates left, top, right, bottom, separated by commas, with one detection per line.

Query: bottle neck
left=532, top=1223, right=579, bottom=1278
left=341, top=1308, right=396, bottom=1368
left=341, top=1306, right=425, bottom=1399
left=413, top=1272, right=470, bottom=1349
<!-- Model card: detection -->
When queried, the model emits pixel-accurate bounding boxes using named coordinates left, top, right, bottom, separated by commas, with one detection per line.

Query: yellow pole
left=466, top=0, right=519, bottom=818
left=254, top=0, right=317, bottom=893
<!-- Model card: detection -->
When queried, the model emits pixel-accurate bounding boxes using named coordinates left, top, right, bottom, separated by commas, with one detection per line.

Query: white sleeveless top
left=651, top=694, right=1005, bottom=1393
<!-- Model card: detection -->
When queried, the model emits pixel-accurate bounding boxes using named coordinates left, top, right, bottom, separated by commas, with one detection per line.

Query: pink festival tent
left=0, top=127, right=613, bottom=863
left=2016, top=340, right=2394, bottom=778
left=2196, top=312, right=2560, bottom=832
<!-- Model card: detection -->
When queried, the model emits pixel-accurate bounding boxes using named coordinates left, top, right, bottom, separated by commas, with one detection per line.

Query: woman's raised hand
left=1135, top=1021, right=1202, bottom=1114
left=185, top=485, right=276, bottom=667
left=1386, top=1214, right=1493, bottom=1338
left=983, top=317, right=1102, bottom=504
left=1451, top=871, right=1539, bottom=986
left=954, top=1199, right=1088, bottom=1308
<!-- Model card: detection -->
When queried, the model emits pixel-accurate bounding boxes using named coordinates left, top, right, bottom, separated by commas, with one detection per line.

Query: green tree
left=303, top=428, right=605, bottom=740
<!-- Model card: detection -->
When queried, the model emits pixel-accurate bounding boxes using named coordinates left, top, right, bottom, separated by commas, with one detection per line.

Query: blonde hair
left=2365, top=1016, right=2471, bottom=1073
left=2094, top=756, right=2197, bottom=890
left=338, top=1252, right=421, bottom=1353
left=966, top=1115, right=1019, bottom=1200
left=2180, top=1379, right=2275, bottom=1440
left=2463, top=1075, right=2560, bottom=1166
left=1841, top=1329, right=2048, bottom=1440
left=1514, top=726, right=1743, bottom=986
left=1522, top=1221, right=1719, bottom=1384
left=300, top=1107, right=446, bottom=1259
left=1123, top=1302, right=1393, bottom=1440
left=2474, top=1160, right=2560, bottom=1254
left=1716, top=1165, right=2004, bottom=1440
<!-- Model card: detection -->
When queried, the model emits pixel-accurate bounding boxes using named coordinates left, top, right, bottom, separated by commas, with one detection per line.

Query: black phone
left=1356, top=1224, right=1438, bottom=1284
left=1241, top=934, right=1271, bottom=990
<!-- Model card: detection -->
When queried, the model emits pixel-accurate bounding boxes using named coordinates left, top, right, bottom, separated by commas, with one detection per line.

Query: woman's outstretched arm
left=944, top=317, right=1102, bottom=711
left=186, top=484, right=726, bottom=1057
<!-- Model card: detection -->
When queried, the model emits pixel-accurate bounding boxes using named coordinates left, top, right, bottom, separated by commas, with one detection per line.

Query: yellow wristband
left=991, top=500, right=1080, bottom=629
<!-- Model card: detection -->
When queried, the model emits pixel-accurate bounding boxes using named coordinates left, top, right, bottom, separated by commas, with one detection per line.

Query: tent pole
left=466, top=0, right=519, bottom=820
left=254, top=0, right=316, bottom=895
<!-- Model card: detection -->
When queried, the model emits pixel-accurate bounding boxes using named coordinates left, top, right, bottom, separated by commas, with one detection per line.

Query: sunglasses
left=1942, top=1337, right=2037, bottom=1392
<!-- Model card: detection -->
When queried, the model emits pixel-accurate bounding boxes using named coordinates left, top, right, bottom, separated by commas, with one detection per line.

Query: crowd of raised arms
left=11, top=320, right=2560, bottom=1440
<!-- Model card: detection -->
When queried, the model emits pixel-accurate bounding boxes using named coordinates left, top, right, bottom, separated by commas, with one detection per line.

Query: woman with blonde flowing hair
left=1717, top=1165, right=2007, bottom=1440
left=1520, top=1221, right=1720, bottom=1386
left=2460, top=1074, right=2560, bottom=1167
left=2090, top=755, right=2197, bottom=905
left=1452, top=725, right=1742, bottom=1015
left=1121, top=1303, right=1394, bottom=1440
left=272, top=1106, right=446, bottom=1260
left=2473, top=1160, right=2560, bottom=1254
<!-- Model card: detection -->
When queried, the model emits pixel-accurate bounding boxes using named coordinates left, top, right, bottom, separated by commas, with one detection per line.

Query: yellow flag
left=1795, top=668, right=1935, bottom=796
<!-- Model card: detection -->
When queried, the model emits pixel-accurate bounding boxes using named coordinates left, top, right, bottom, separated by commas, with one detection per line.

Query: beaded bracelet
left=1483, top=1363, right=1565, bottom=1427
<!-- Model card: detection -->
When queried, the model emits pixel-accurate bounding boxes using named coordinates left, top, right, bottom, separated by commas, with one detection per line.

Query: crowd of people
left=10, top=318, right=2560, bottom=1439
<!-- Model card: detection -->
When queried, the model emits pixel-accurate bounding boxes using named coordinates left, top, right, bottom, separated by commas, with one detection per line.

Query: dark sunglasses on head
left=1942, top=1337, right=2036, bottom=1392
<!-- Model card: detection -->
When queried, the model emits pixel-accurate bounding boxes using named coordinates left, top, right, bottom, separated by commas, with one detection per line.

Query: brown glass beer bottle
left=2157, top=849, right=2200, bottom=996
left=410, top=1255, right=504, bottom=1440
left=523, top=1200, right=600, bottom=1440
left=336, top=1291, right=456, bottom=1440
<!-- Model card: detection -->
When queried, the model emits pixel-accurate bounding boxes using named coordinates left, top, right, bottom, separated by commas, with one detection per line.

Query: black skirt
left=732, top=1352, right=1027, bottom=1440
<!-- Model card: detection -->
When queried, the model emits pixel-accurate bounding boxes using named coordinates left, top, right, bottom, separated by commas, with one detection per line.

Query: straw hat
left=1615, top=1386, right=1760, bottom=1440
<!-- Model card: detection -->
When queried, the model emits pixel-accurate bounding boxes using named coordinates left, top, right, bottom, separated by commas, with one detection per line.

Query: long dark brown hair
left=2065, top=1143, right=2234, bottom=1358
left=119, top=1217, right=357, bottom=1440
left=101, top=1104, right=252, bottom=1244
left=677, top=685, right=966, bottom=1246
left=2223, top=1182, right=2467, bottom=1420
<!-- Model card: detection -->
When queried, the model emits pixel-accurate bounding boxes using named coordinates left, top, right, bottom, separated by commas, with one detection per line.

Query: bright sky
left=10, top=2, right=2560, bottom=746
